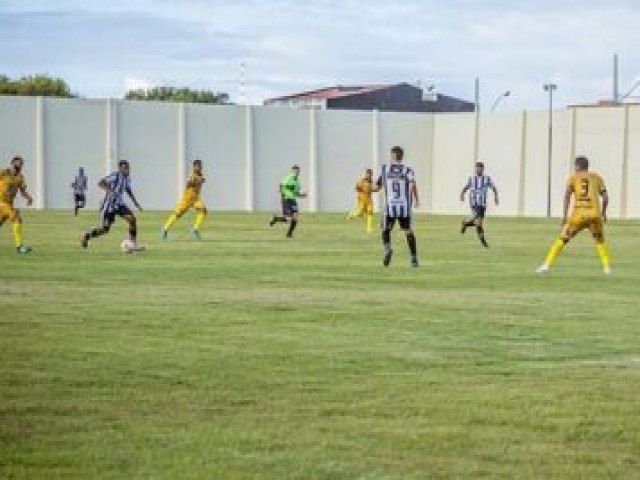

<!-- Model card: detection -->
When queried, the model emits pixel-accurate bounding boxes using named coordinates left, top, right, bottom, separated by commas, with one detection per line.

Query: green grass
left=1, top=211, right=639, bottom=480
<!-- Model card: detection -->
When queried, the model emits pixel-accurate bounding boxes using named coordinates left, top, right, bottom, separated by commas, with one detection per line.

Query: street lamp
left=490, top=91, right=511, bottom=111
left=543, top=83, right=557, bottom=218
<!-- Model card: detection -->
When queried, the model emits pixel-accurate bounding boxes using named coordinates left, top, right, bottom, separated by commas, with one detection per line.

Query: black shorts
left=382, top=214, right=412, bottom=231
left=471, top=206, right=486, bottom=219
left=101, top=204, right=133, bottom=229
left=282, top=198, right=299, bottom=216
left=74, top=193, right=86, bottom=204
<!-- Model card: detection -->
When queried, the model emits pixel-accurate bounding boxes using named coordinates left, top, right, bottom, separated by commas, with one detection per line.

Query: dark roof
left=266, top=84, right=392, bottom=102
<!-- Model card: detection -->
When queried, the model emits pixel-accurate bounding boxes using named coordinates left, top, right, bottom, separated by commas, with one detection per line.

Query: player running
left=71, top=166, right=88, bottom=216
left=269, top=164, right=307, bottom=238
left=346, top=168, right=375, bottom=233
left=81, top=159, right=143, bottom=250
left=459, top=162, right=499, bottom=247
left=162, top=159, right=207, bottom=240
left=377, top=146, right=419, bottom=267
left=0, top=155, right=33, bottom=254
left=537, top=155, right=611, bottom=274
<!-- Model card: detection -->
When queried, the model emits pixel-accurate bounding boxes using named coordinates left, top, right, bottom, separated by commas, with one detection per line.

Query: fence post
left=105, top=98, right=117, bottom=174
left=177, top=103, right=187, bottom=203
left=244, top=105, right=254, bottom=212
left=372, top=109, right=380, bottom=212
left=34, top=96, right=45, bottom=209
left=517, top=110, right=528, bottom=216
left=620, top=105, right=630, bottom=218
left=309, top=108, right=319, bottom=212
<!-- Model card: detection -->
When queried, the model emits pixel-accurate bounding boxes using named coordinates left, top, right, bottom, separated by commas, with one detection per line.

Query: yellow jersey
left=356, top=178, right=373, bottom=203
left=0, top=168, right=26, bottom=205
left=184, top=171, right=205, bottom=199
left=567, top=171, right=606, bottom=218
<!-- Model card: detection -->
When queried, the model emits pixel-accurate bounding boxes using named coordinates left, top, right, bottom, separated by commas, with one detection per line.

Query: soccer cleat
left=16, top=245, right=32, bottom=255
left=192, top=229, right=201, bottom=240
left=410, top=257, right=419, bottom=268
left=480, top=238, right=490, bottom=248
left=535, top=264, right=550, bottom=274
left=603, top=266, right=612, bottom=275
left=460, top=220, right=467, bottom=234
left=80, top=234, right=89, bottom=249
left=383, top=249, right=393, bottom=267
left=161, top=228, right=168, bottom=240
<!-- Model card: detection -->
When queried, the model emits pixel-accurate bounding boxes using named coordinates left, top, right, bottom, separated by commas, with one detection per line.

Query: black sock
left=406, top=232, right=417, bottom=257
left=382, top=229, right=391, bottom=252
left=287, top=219, right=297, bottom=236
left=74, top=206, right=79, bottom=216
left=465, top=220, right=476, bottom=227
left=89, top=228, right=103, bottom=238
left=476, top=226, right=488, bottom=245
left=273, top=216, right=287, bottom=223
left=129, top=226, right=137, bottom=242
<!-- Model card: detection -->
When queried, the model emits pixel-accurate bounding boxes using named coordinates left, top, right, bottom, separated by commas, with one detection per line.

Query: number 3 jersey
left=377, top=163, right=416, bottom=218
left=567, top=171, right=606, bottom=218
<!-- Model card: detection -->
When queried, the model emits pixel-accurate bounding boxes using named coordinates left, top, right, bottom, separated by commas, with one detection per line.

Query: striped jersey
left=378, top=163, right=416, bottom=217
left=100, top=171, right=131, bottom=212
left=466, top=175, right=495, bottom=208
left=72, top=173, right=88, bottom=195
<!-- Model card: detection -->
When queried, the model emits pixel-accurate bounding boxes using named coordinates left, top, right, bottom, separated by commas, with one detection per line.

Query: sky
left=1, top=0, right=640, bottom=109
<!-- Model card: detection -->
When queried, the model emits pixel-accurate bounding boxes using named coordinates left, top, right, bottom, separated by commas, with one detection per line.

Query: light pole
left=543, top=83, right=557, bottom=217
left=490, top=91, right=511, bottom=111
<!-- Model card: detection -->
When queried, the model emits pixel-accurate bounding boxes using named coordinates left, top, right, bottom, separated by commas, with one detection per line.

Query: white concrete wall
left=0, top=96, right=638, bottom=219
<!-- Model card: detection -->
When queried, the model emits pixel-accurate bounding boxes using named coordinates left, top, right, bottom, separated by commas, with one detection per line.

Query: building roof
left=266, top=84, right=392, bottom=103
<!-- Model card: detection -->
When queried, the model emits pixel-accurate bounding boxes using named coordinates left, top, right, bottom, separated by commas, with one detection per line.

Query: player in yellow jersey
left=162, top=159, right=207, bottom=240
left=346, top=168, right=375, bottom=233
left=537, top=156, right=611, bottom=274
left=0, top=156, right=33, bottom=254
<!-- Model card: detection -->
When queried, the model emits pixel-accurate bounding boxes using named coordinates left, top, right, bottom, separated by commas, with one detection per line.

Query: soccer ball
left=120, top=239, right=136, bottom=253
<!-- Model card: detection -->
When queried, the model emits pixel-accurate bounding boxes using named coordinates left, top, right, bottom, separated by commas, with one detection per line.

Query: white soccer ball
left=120, top=239, right=136, bottom=253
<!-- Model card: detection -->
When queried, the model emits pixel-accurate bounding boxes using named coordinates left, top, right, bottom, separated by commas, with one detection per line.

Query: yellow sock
left=596, top=243, right=611, bottom=269
left=12, top=222, right=23, bottom=247
left=164, top=214, right=178, bottom=231
left=544, top=238, right=565, bottom=267
left=366, top=214, right=373, bottom=233
left=193, top=211, right=206, bottom=230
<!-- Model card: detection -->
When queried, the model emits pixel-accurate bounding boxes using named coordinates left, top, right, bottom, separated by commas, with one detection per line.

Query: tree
left=124, top=86, right=230, bottom=105
left=0, top=74, right=74, bottom=97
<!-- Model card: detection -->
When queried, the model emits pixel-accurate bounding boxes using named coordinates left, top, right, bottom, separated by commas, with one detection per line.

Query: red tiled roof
left=267, top=84, right=392, bottom=102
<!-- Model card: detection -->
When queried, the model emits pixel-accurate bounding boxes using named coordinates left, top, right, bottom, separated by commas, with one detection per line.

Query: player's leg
left=163, top=201, right=188, bottom=238
left=6, top=207, right=31, bottom=254
left=401, top=218, right=418, bottom=267
left=192, top=200, right=207, bottom=240
left=381, top=214, right=394, bottom=266
left=270, top=197, right=289, bottom=226
left=590, top=219, right=611, bottom=274
left=74, top=194, right=80, bottom=216
left=365, top=202, right=374, bottom=233
left=77, top=194, right=86, bottom=213
left=119, top=206, right=138, bottom=244
left=460, top=206, right=477, bottom=234
left=82, top=209, right=113, bottom=248
left=474, top=209, right=489, bottom=248
left=537, top=217, right=582, bottom=273
left=286, top=203, right=299, bottom=238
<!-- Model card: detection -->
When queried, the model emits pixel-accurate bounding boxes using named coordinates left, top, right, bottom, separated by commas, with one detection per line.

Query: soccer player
left=0, top=155, right=33, bottom=254
left=537, top=155, right=611, bottom=275
left=81, top=159, right=143, bottom=249
left=71, top=166, right=88, bottom=216
left=459, top=162, right=499, bottom=248
left=346, top=168, right=375, bottom=233
left=269, top=164, right=307, bottom=238
left=162, top=159, right=207, bottom=240
left=377, top=146, right=419, bottom=267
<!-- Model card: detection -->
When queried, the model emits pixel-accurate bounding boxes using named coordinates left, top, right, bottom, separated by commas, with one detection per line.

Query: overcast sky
left=1, top=0, right=639, bottom=109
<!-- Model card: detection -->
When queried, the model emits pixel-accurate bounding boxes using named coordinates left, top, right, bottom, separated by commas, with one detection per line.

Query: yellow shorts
left=354, top=200, right=373, bottom=216
left=0, top=202, right=19, bottom=223
left=174, top=197, right=207, bottom=217
left=561, top=213, right=604, bottom=241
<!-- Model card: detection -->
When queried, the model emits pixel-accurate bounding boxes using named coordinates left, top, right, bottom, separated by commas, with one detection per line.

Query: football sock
left=476, top=226, right=488, bottom=247
left=129, top=225, right=137, bottom=242
left=382, top=229, right=391, bottom=252
left=164, top=214, right=178, bottom=231
left=596, top=242, right=611, bottom=269
left=74, top=206, right=79, bottom=216
left=366, top=214, right=373, bottom=233
left=286, top=219, right=297, bottom=237
left=406, top=232, right=417, bottom=257
left=273, top=216, right=287, bottom=223
left=193, top=211, right=206, bottom=230
left=544, top=238, right=566, bottom=267
left=465, top=220, right=476, bottom=227
left=12, top=222, right=23, bottom=247
left=89, top=228, right=102, bottom=238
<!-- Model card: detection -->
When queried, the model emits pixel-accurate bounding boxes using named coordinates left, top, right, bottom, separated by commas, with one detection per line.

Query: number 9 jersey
left=377, top=163, right=416, bottom=218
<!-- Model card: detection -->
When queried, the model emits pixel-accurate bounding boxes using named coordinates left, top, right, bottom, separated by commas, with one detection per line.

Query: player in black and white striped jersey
left=71, top=167, right=87, bottom=216
left=459, top=162, right=499, bottom=248
left=81, top=159, right=143, bottom=249
left=376, top=146, right=420, bottom=267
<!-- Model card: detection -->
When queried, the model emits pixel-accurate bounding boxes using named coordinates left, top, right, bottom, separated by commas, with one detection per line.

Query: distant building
left=567, top=99, right=640, bottom=109
left=264, top=83, right=474, bottom=113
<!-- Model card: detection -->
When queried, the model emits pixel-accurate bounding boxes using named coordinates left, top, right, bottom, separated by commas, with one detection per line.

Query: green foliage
left=1, top=212, right=639, bottom=479
left=0, top=74, right=74, bottom=97
left=124, top=86, right=230, bottom=104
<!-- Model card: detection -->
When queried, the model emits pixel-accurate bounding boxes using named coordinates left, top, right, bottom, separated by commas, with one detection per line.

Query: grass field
left=1, top=211, right=639, bottom=479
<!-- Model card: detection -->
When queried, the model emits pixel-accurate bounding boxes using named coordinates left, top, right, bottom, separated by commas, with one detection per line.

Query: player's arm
left=491, top=183, right=499, bottom=206
left=372, top=175, right=383, bottom=193
left=600, top=187, right=609, bottom=223
left=18, top=185, right=33, bottom=206
left=460, top=183, right=469, bottom=201
left=561, top=184, right=573, bottom=225
left=126, top=187, right=143, bottom=212
left=411, top=180, right=419, bottom=208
